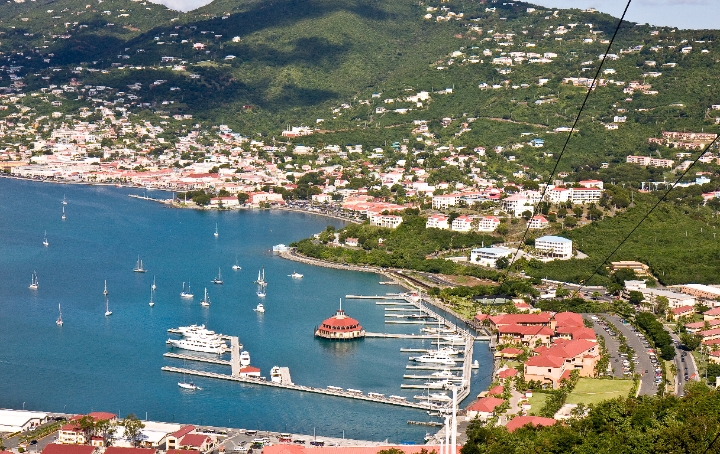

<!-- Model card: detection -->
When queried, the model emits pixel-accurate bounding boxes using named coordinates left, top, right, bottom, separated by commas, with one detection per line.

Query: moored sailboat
left=200, top=288, right=210, bottom=307
left=212, top=267, right=223, bottom=285
left=29, top=271, right=39, bottom=290
left=133, top=255, right=147, bottom=273
left=104, top=296, right=112, bottom=316
left=43, top=231, right=49, bottom=247
left=56, top=304, right=64, bottom=326
left=180, top=281, right=194, bottom=299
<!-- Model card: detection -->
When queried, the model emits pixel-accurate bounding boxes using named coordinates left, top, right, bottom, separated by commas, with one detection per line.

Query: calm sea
left=0, top=178, right=491, bottom=443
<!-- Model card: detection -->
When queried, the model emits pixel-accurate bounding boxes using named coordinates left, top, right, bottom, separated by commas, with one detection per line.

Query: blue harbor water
left=0, top=178, right=492, bottom=443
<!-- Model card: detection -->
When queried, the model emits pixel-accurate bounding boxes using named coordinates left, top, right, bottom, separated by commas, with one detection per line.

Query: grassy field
left=565, top=378, right=635, bottom=406
left=527, top=392, right=549, bottom=416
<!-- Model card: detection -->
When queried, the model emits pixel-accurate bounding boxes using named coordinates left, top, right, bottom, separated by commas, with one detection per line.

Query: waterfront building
left=369, top=214, right=403, bottom=229
left=58, top=413, right=117, bottom=445
left=0, top=409, right=48, bottom=433
left=315, top=305, right=365, bottom=340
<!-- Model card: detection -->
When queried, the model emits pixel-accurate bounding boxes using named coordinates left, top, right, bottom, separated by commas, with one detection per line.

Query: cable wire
left=501, top=0, right=633, bottom=281
left=574, top=134, right=720, bottom=294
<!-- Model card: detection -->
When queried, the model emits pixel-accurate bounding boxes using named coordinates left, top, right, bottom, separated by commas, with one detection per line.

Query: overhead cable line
left=501, top=0, right=634, bottom=281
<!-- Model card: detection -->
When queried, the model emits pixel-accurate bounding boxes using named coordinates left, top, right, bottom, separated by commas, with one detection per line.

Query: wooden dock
left=163, top=353, right=232, bottom=366
left=161, top=366, right=437, bottom=410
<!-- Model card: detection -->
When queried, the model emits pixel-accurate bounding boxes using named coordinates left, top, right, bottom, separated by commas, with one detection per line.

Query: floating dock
left=161, top=366, right=437, bottom=410
left=364, top=332, right=437, bottom=339
left=163, top=353, right=231, bottom=366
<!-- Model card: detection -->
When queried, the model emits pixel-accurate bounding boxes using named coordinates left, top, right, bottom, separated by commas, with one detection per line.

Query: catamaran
left=214, top=223, right=219, bottom=238
left=29, top=271, right=39, bottom=290
left=104, top=296, right=112, bottom=316
left=200, top=288, right=210, bottom=307
left=180, top=281, right=194, bottom=298
left=61, top=205, right=66, bottom=220
left=133, top=255, right=147, bottom=273
left=212, top=267, right=223, bottom=285
left=56, top=304, right=64, bottom=326
left=232, top=255, right=241, bottom=271
left=43, top=231, right=49, bottom=247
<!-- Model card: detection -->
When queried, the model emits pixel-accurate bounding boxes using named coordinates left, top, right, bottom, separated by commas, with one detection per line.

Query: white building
left=527, top=215, right=549, bottom=229
left=0, top=410, right=49, bottom=433
left=426, top=214, right=450, bottom=230
left=535, top=235, right=573, bottom=259
left=451, top=215, right=475, bottom=232
left=432, top=194, right=459, bottom=209
left=478, top=216, right=501, bottom=232
left=470, top=247, right=514, bottom=267
left=370, top=214, right=403, bottom=229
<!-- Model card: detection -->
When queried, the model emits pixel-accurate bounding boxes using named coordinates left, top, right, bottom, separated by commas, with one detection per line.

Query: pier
left=364, top=332, right=437, bottom=339
left=161, top=366, right=438, bottom=410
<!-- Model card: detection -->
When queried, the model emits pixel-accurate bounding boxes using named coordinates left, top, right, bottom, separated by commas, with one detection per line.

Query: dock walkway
left=161, top=366, right=437, bottom=410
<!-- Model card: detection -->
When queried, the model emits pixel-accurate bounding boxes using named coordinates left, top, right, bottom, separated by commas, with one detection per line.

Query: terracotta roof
left=499, top=347, right=523, bottom=355
left=497, top=368, right=518, bottom=378
left=239, top=366, right=261, bottom=373
left=553, top=312, right=584, bottom=327
left=42, top=444, right=96, bottom=454
left=167, top=451, right=199, bottom=454
left=169, top=425, right=195, bottom=439
left=467, top=397, right=505, bottom=413
left=704, top=307, right=720, bottom=316
left=498, top=324, right=553, bottom=336
left=545, top=339, right=597, bottom=359
left=687, top=320, right=720, bottom=329
left=180, top=434, right=210, bottom=448
left=672, top=305, right=695, bottom=315
left=488, top=385, right=505, bottom=396
left=526, top=354, right=565, bottom=368
left=490, top=313, right=553, bottom=326
left=505, top=416, right=557, bottom=432
left=105, top=448, right=156, bottom=454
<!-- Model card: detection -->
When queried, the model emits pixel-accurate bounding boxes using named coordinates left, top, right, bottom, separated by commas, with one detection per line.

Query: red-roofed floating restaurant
left=314, top=300, right=365, bottom=340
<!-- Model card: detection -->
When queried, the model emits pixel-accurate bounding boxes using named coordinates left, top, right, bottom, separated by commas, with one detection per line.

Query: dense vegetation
left=462, top=382, right=720, bottom=454
left=635, top=312, right=676, bottom=360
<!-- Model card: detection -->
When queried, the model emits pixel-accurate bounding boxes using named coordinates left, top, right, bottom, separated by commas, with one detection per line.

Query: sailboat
left=103, top=280, right=109, bottom=296
left=56, top=304, right=64, bottom=326
left=180, top=281, right=194, bottom=299
left=232, top=255, right=241, bottom=271
left=201, top=288, right=210, bottom=307
left=212, top=267, right=223, bottom=285
left=254, top=267, right=267, bottom=286
left=149, top=286, right=155, bottom=307
left=62, top=194, right=67, bottom=205
left=43, top=231, right=49, bottom=247
left=152, top=276, right=157, bottom=291
left=29, top=271, right=39, bottom=290
left=104, top=296, right=112, bottom=316
left=214, top=223, right=219, bottom=238
left=178, top=372, right=201, bottom=390
left=133, top=255, right=147, bottom=273
left=61, top=205, right=66, bottom=220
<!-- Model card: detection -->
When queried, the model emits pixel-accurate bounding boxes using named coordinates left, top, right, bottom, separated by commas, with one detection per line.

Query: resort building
left=426, top=214, right=450, bottom=230
left=527, top=215, right=549, bottom=229
left=534, top=236, right=572, bottom=259
left=369, top=214, right=403, bottom=229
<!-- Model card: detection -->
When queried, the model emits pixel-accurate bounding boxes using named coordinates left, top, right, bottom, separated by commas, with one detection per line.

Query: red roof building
left=315, top=305, right=365, bottom=340
left=178, top=434, right=213, bottom=451
left=506, top=416, right=557, bottom=432
left=497, top=368, right=518, bottom=380
left=42, top=444, right=97, bottom=454
left=104, top=448, right=157, bottom=454
left=239, top=366, right=261, bottom=377
left=467, top=397, right=506, bottom=420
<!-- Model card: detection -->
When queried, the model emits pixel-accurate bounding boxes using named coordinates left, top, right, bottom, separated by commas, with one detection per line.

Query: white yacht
left=270, top=366, right=282, bottom=383
left=254, top=303, right=265, bottom=313
left=410, top=353, right=456, bottom=365
left=232, top=255, right=241, bottom=271
left=167, top=336, right=228, bottom=354
left=178, top=381, right=200, bottom=390
left=240, top=351, right=251, bottom=366
left=289, top=271, right=303, bottom=279
left=200, top=288, right=211, bottom=307
left=175, top=324, right=216, bottom=337
left=29, top=271, right=39, bottom=290
left=180, top=281, right=194, bottom=299
left=256, top=286, right=266, bottom=298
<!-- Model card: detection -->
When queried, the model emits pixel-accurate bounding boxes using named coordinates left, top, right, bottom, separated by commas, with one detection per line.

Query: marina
left=0, top=179, right=493, bottom=443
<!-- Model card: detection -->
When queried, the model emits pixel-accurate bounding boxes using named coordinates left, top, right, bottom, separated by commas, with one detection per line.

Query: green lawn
left=527, top=392, right=549, bottom=415
left=565, top=378, right=634, bottom=406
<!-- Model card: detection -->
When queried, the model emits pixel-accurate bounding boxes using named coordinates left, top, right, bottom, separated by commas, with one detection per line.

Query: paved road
left=583, top=315, right=624, bottom=378
left=669, top=331, right=699, bottom=396
left=606, top=315, right=658, bottom=396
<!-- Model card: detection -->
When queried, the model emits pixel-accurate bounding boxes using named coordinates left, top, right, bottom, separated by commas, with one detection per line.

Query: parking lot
left=584, top=315, right=624, bottom=378
left=606, top=314, right=662, bottom=396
